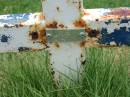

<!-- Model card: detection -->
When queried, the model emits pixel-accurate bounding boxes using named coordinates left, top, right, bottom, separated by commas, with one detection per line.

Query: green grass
left=0, top=0, right=42, bottom=14
left=0, top=48, right=129, bottom=97
left=0, top=0, right=130, bottom=14
left=83, top=0, right=130, bottom=8
left=0, top=0, right=130, bottom=97
left=82, top=48, right=130, bottom=97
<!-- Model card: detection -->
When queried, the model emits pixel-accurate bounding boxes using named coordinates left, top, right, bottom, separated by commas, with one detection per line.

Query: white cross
left=0, top=0, right=130, bottom=81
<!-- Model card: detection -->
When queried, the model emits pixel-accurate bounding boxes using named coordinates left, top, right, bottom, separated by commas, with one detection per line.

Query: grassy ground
left=0, top=0, right=130, bottom=97
left=0, top=48, right=129, bottom=97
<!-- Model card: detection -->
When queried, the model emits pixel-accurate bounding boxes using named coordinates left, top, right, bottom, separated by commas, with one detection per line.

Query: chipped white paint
left=82, top=8, right=111, bottom=21
left=0, top=13, right=43, bottom=27
left=110, top=41, right=116, bottom=45
left=42, top=0, right=85, bottom=79
left=0, top=27, right=44, bottom=52
left=42, top=0, right=83, bottom=28
left=48, top=42, right=83, bottom=80
left=82, top=9, right=130, bottom=34
left=23, top=13, right=44, bottom=25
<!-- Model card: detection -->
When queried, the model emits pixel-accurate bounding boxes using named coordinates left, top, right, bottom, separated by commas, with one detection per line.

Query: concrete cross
left=0, top=0, right=130, bottom=80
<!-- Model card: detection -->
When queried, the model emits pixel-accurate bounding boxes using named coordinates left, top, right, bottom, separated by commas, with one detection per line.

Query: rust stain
left=56, top=6, right=60, bottom=12
left=72, top=0, right=82, bottom=9
left=98, top=45, right=117, bottom=48
left=100, top=15, right=120, bottom=20
left=83, top=9, right=90, bottom=16
left=3, top=23, right=24, bottom=28
left=31, top=48, right=45, bottom=51
left=29, top=24, right=47, bottom=44
left=39, top=27, right=47, bottom=44
left=58, top=24, right=64, bottom=28
left=29, top=31, right=38, bottom=40
left=85, top=27, right=100, bottom=37
left=54, top=42, right=60, bottom=48
left=38, top=12, right=45, bottom=21
left=80, top=38, right=99, bottom=48
left=73, top=19, right=86, bottom=27
left=46, top=21, right=58, bottom=28
left=78, top=1, right=81, bottom=9
left=14, top=22, right=24, bottom=28
left=107, top=9, right=130, bottom=16
left=19, top=23, right=24, bottom=27
left=97, top=8, right=130, bottom=20
left=80, top=40, right=86, bottom=47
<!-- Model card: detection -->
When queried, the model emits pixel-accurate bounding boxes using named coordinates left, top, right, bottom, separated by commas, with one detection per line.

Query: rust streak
left=54, top=42, right=60, bottom=48
left=73, top=19, right=86, bottom=27
left=83, top=9, right=90, bottom=16
left=39, top=27, right=47, bottom=44
left=29, top=24, right=47, bottom=44
left=58, top=24, right=64, bottom=28
left=100, top=15, right=120, bottom=20
left=80, top=38, right=99, bottom=48
left=80, top=40, right=86, bottom=47
left=85, top=27, right=100, bottom=38
left=29, top=31, right=38, bottom=40
left=78, top=1, right=81, bottom=9
left=107, top=9, right=130, bottom=16
left=97, top=45, right=118, bottom=48
left=46, top=21, right=58, bottom=28
left=38, top=13, right=45, bottom=21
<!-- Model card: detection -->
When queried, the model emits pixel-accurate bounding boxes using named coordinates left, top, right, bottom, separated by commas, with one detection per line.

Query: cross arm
left=0, top=8, right=130, bottom=52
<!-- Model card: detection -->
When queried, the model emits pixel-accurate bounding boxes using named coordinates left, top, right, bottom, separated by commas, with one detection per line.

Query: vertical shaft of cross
left=42, top=0, right=85, bottom=81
